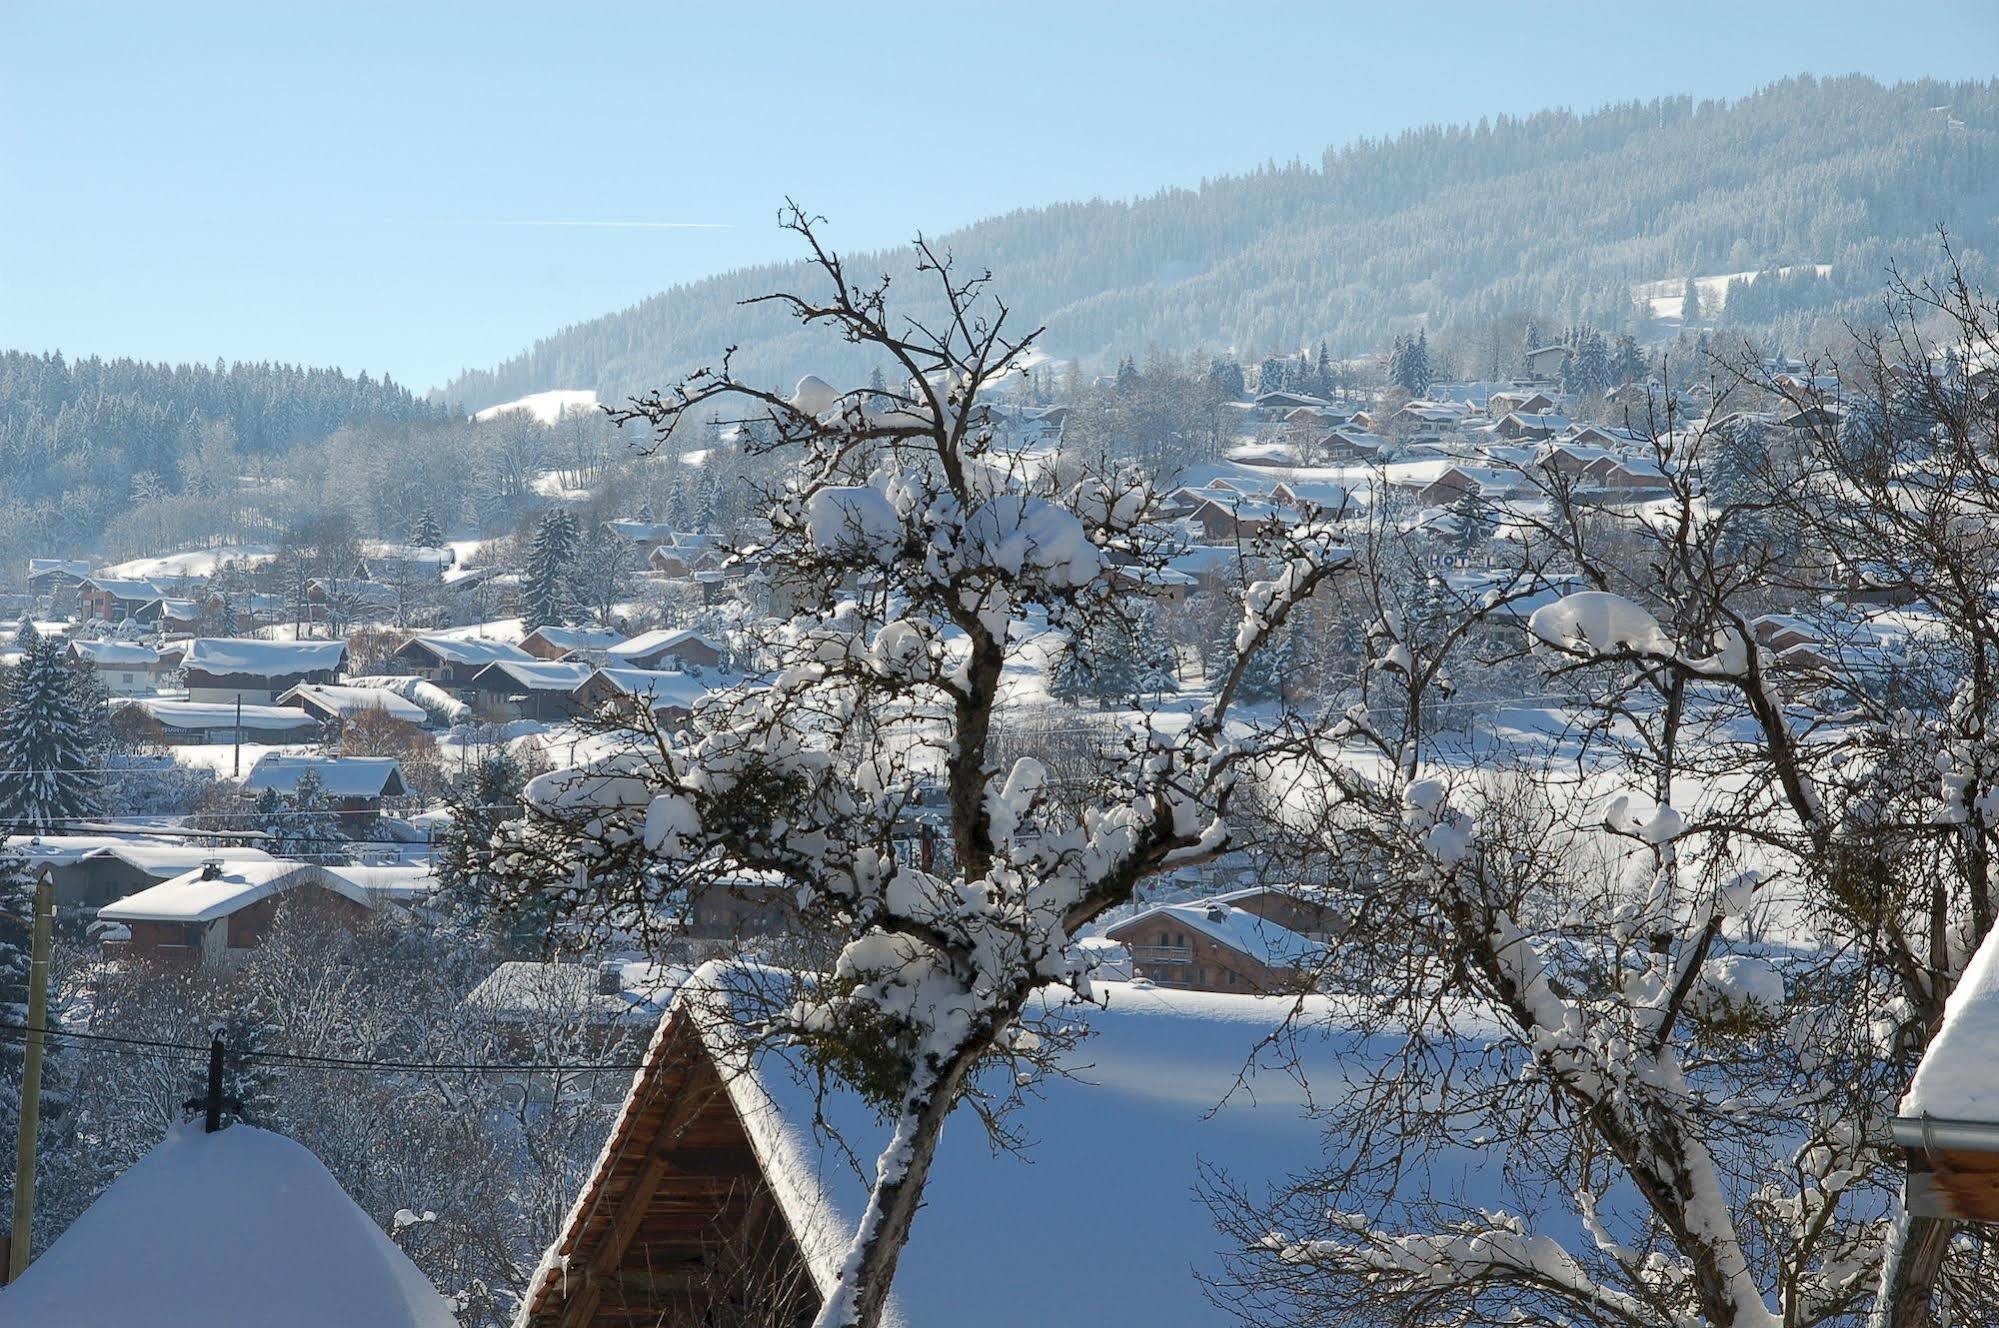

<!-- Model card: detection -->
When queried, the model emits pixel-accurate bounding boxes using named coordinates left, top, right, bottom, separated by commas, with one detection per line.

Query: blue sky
left=5, top=2, right=1996, bottom=395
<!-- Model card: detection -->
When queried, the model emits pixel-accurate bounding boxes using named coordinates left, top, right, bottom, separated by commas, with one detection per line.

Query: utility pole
left=233, top=694, right=243, bottom=780
left=181, top=1032, right=239, bottom=1135
left=8, top=867, right=54, bottom=1282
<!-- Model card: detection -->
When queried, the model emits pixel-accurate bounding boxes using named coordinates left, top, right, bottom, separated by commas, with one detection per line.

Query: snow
left=1903, top=923, right=1999, bottom=1121
left=1113, top=900, right=1326, bottom=971
left=605, top=627, right=723, bottom=665
left=472, top=659, right=595, bottom=692
left=471, top=387, right=600, bottom=426
left=461, top=960, right=685, bottom=1025
left=1528, top=591, right=1675, bottom=656
left=67, top=640, right=163, bottom=667
left=401, top=634, right=534, bottom=667
left=278, top=683, right=428, bottom=725
left=591, top=667, right=710, bottom=712
left=342, top=675, right=472, bottom=725
left=1632, top=265, right=1833, bottom=321
left=182, top=636, right=347, bottom=677
left=97, top=862, right=377, bottom=924
left=524, top=624, right=624, bottom=655
left=1689, top=955, right=1786, bottom=1020
left=957, top=495, right=1103, bottom=588
left=129, top=698, right=324, bottom=735
left=698, top=981, right=1519, bottom=1327
left=244, top=754, right=404, bottom=799
left=97, top=545, right=273, bottom=582
left=0, top=1122, right=455, bottom=1327
left=805, top=485, right=904, bottom=562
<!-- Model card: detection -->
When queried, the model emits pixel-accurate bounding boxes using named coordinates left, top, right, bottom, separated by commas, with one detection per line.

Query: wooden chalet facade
left=515, top=1009, right=819, bottom=1328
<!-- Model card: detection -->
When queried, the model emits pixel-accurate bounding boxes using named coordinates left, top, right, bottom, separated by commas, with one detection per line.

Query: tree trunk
left=1874, top=1211, right=1951, bottom=1328
left=813, top=1038, right=984, bottom=1328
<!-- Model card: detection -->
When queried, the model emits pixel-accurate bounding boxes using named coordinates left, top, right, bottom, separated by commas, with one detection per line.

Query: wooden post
left=9, top=867, right=54, bottom=1281
left=233, top=695, right=243, bottom=780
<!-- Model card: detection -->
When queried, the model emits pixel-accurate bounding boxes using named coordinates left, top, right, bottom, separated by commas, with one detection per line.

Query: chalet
left=1493, top=411, right=1572, bottom=441
left=1318, top=428, right=1390, bottom=464
left=0, top=1120, right=455, bottom=1328
left=1185, top=494, right=1285, bottom=542
left=276, top=682, right=430, bottom=727
left=8, top=837, right=270, bottom=911
left=606, top=628, right=726, bottom=673
left=243, top=754, right=407, bottom=827
left=1751, top=614, right=1821, bottom=652
left=181, top=637, right=347, bottom=704
left=1417, top=464, right=1517, bottom=508
left=79, top=575, right=163, bottom=624
left=157, top=596, right=204, bottom=632
left=462, top=960, right=683, bottom=1056
left=1108, top=562, right=1196, bottom=604
left=1488, top=389, right=1558, bottom=417
left=648, top=541, right=728, bottom=579
left=1251, top=389, right=1330, bottom=417
left=1209, top=883, right=1350, bottom=941
left=121, top=697, right=326, bottom=745
left=1105, top=899, right=1325, bottom=993
left=1893, top=922, right=1999, bottom=1222
left=25, top=558, right=90, bottom=603
left=68, top=638, right=179, bottom=696
left=520, top=623, right=625, bottom=661
left=572, top=667, right=710, bottom=725
left=1523, top=344, right=1568, bottom=379
left=1581, top=454, right=1670, bottom=489
left=390, top=633, right=535, bottom=690
left=97, top=861, right=388, bottom=967
left=516, top=975, right=1354, bottom=1327
left=465, top=658, right=594, bottom=721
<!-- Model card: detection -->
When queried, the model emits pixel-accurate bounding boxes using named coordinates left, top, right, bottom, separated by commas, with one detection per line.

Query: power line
left=0, top=1022, right=648, bottom=1075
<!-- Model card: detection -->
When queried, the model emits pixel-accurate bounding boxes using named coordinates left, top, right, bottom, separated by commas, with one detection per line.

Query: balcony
left=1130, top=945, right=1193, bottom=964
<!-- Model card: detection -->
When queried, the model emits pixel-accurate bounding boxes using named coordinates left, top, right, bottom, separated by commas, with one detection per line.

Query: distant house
left=1492, top=411, right=1572, bottom=441
left=1523, top=345, right=1568, bottom=379
left=8, top=837, right=270, bottom=911
left=181, top=637, right=347, bottom=704
left=572, top=667, right=709, bottom=726
left=68, top=638, right=178, bottom=696
left=390, top=634, right=535, bottom=690
left=1751, top=614, right=1821, bottom=652
left=647, top=539, right=729, bottom=579
left=276, top=682, right=429, bottom=727
left=124, top=697, right=325, bottom=745
left=602, top=518, right=681, bottom=550
left=79, top=575, right=164, bottom=624
left=519, top=624, right=625, bottom=661
left=1105, top=898, right=1325, bottom=993
left=1209, top=884, right=1349, bottom=941
left=464, top=658, right=595, bottom=721
left=98, top=861, right=388, bottom=967
left=1317, top=429, right=1390, bottom=464
left=26, top=558, right=91, bottom=602
left=605, top=628, right=726, bottom=673
left=462, top=959, right=683, bottom=1055
left=243, top=754, right=407, bottom=826
left=1894, top=923, right=1999, bottom=1223
left=1488, top=389, right=1558, bottom=417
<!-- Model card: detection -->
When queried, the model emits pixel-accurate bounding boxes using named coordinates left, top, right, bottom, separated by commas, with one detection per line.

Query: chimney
left=200, top=859, right=225, bottom=881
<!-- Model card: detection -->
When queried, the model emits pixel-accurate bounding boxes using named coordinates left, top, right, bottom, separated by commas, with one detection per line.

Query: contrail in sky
left=335, top=218, right=732, bottom=230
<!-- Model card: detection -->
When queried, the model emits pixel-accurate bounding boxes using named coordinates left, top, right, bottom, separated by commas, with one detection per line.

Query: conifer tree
left=520, top=508, right=580, bottom=628
left=1679, top=276, right=1702, bottom=326
left=0, top=625, right=103, bottom=830
left=408, top=505, right=444, bottom=548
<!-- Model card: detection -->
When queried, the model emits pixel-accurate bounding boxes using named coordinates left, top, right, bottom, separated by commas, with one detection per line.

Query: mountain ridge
left=441, top=74, right=1999, bottom=411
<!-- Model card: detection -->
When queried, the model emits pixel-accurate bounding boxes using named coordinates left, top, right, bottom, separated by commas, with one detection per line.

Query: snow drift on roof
left=1, top=1122, right=455, bottom=1327
left=97, top=862, right=373, bottom=923
left=400, top=634, right=534, bottom=666
left=182, top=636, right=347, bottom=676
left=1904, top=926, right=1999, bottom=1122
left=244, top=754, right=404, bottom=799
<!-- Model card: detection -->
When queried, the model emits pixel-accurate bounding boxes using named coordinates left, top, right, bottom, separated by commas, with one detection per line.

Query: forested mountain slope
left=444, top=75, right=1998, bottom=409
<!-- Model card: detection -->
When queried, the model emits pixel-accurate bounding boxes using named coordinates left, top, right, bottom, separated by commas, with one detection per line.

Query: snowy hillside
left=471, top=388, right=601, bottom=426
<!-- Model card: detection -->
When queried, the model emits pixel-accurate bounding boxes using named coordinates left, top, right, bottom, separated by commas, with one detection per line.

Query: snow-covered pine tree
left=1679, top=275, right=1702, bottom=325
left=0, top=624, right=103, bottom=830
left=519, top=508, right=580, bottom=628
left=408, top=505, right=444, bottom=548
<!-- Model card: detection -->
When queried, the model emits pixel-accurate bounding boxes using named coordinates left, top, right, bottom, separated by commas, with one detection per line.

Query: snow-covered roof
left=525, top=977, right=1507, bottom=1328
left=277, top=683, right=428, bottom=725
left=398, top=633, right=534, bottom=667
left=82, top=575, right=164, bottom=601
left=244, top=754, right=405, bottom=799
left=130, top=698, right=324, bottom=734
left=606, top=627, right=724, bottom=663
left=1903, top=925, right=1999, bottom=1124
left=85, top=842, right=275, bottom=878
left=97, top=861, right=375, bottom=923
left=1, top=1122, right=456, bottom=1327
left=469, top=658, right=595, bottom=692
left=182, top=636, right=347, bottom=677
left=521, top=624, right=624, bottom=655
left=589, top=667, right=710, bottom=712
left=322, top=863, right=438, bottom=903
left=26, top=558, right=90, bottom=580
left=67, top=639, right=163, bottom=667
left=462, top=960, right=684, bottom=1025
left=1110, top=899, right=1327, bottom=971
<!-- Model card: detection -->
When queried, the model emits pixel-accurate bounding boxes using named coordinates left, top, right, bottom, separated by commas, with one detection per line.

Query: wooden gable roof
left=516, top=1010, right=820, bottom=1327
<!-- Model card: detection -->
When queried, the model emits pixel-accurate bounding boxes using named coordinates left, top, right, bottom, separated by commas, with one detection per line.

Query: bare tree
left=491, top=203, right=1353, bottom=1328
